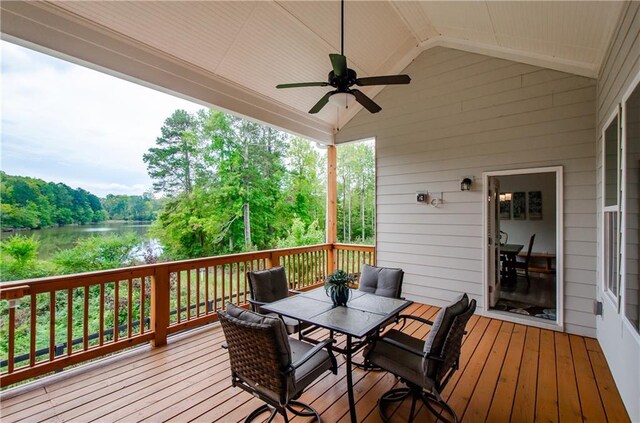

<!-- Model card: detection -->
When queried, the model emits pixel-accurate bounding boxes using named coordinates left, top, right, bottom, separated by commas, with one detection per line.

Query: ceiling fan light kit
left=276, top=0, right=410, bottom=115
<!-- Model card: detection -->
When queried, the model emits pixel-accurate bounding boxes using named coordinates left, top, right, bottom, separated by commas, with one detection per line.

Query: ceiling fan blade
left=309, top=91, right=335, bottom=114
left=351, top=89, right=382, bottom=113
left=329, top=54, right=348, bottom=77
left=276, top=82, right=329, bottom=89
left=355, top=74, right=411, bottom=86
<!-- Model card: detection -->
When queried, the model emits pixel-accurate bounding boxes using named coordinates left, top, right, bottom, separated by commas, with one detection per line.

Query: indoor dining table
left=261, top=287, right=413, bottom=423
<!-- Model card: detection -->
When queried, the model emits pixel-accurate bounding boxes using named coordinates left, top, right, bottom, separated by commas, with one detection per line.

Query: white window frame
left=601, top=107, right=622, bottom=309
left=620, top=69, right=640, bottom=338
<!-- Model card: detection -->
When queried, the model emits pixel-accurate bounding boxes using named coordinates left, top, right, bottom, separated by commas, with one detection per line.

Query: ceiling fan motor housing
left=328, top=69, right=358, bottom=92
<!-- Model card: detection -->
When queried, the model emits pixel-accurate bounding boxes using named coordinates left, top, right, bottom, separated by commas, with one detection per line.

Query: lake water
left=3, top=221, right=156, bottom=260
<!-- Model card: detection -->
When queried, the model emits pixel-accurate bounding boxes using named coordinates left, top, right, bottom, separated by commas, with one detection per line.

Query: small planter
left=325, top=269, right=355, bottom=307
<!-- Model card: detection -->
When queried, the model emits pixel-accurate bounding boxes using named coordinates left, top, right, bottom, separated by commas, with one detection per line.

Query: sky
left=1, top=40, right=203, bottom=197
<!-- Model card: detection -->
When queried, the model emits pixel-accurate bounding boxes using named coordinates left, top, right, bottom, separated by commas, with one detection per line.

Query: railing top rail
left=0, top=266, right=157, bottom=293
left=333, top=243, right=375, bottom=251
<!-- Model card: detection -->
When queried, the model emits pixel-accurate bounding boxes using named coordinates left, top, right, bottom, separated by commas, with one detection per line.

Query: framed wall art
left=528, top=191, right=542, bottom=220
left=512, top=192, right=526, bottom=220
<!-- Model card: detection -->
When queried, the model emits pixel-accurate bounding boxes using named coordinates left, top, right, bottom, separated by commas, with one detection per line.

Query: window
left=603, top=111, right=621, bottom=303
left=624, top=79, right=640, bottom=333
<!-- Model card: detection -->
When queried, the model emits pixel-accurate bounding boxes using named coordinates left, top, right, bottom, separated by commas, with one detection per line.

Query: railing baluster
left=8, top=306, right=15, bottom=372
left=204, top=267, right=209, bottom=315
left=30, top=293, right=36, bottom=367
left=140, top=277, right=146, bottom=334
left=186, top=270, right=191, bottom=321
left=236, top=262, right=240, bottom=305
left=230, top=264, right=235, bottom=305
left=99, top=283, right=104, bottom=346
left=221, top=265, right=225, bottom=310
left=214, top=266, right=218, bottom=311
left=243, top=261, right=248, bottom=304
left=67, top=288, right=72, bottom=355
left=49, top=292, right=55, bottom=361
left=196, top=267, right=201, bottom=318
left=114, top=281, right=119, bottom=342
left=83, top=287, right=89, bottom=351
left=127, top=278, right=133, bottom=338
left=177, top=271, right=182, bottom=323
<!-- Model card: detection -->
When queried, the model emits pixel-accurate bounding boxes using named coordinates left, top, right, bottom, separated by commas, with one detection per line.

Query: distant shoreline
left=1, top=220, right=153, bottom=233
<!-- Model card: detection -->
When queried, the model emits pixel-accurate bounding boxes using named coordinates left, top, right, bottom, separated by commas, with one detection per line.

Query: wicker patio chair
left=364, top=293, right=476, bottom=423
left=219, top=303, right=337, bottom=423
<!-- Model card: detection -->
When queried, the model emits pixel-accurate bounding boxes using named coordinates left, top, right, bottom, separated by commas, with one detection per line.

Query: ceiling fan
left=275, top=0, right=411, bottom=114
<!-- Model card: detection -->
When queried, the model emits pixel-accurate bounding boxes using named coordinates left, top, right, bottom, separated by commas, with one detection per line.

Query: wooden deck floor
left=0, top=303, right=630, bottom=422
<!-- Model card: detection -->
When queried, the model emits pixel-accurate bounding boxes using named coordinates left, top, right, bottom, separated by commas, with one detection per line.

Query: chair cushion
left=365, top=329, right=431, bottom=389
left=423, top=293, right=469, bottom=357
left=225, top=303, right=291, bottom=369
left=422, top=294, right=469, bottom=382
left=289, top=338, right=333, bottom=396
left=358, top=264, right=404, bottom=298
left=248, top=266, right=289, bottom=304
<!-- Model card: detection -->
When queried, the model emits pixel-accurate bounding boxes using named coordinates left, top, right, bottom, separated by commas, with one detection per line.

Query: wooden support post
left=151, top=264, right=170, bottom=347
left=267, top=251, right=280, bottom=269
left=327, top=144, right=338, bottom=273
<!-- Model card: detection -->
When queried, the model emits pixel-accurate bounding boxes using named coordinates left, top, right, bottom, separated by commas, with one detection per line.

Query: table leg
left=346, top=335, right=357, bottom=423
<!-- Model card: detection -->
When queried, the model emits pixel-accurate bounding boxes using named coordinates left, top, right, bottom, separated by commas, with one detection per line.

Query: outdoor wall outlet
left=594, top=300, right=603, bottom=316
left=416, top=191, right=428, bottom=203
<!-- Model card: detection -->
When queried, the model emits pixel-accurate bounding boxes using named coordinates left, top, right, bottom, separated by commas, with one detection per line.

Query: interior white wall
left=498, top=173, right=557, bottom=253
left=595, top=3, right=640, bottom=422
left=336, top=46, right=598, bottom=337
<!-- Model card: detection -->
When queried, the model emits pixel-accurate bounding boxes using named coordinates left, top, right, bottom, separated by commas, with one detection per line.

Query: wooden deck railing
left=0, top=243, right=374, bottom=387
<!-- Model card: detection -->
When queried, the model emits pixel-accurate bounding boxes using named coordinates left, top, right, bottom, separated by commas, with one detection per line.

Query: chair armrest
left=290, top=338, right=335, bottom=371
left=379, top=336, right=424, bottom=357
left=288, top=289, right=303, bottom=295
left=398, top=314, right=435, bottom=326
left=247, top=298, right=268, bottom=309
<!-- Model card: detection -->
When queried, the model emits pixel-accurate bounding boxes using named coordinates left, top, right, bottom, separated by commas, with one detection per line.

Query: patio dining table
left=261, top=287, right=413, bottom=423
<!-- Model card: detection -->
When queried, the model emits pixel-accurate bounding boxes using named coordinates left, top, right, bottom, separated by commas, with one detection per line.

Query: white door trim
left=481, top=166, right=564, bottom=330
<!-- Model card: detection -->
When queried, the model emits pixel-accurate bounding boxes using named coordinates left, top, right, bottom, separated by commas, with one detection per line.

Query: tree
left=337, top=141, right=375, bottom=244
left=0, top=172, right=108, bottom=229
left=143, top=109, right=201, bottom=196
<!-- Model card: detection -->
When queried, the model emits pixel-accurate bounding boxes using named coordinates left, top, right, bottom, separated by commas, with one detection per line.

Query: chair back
left=422, top=294, right=476, bottom=391
left=435, top=299, right=476, bottom=384
left=247, top=266, right=289, bottom=311
left=358, top=264, right=404, bottom=298
left=219, top=303, right=292, bottom=404
left=524, top=234, right=536, bottom=264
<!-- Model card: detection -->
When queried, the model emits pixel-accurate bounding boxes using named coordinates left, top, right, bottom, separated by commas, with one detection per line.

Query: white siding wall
left=596, top=3, right=640, bottom=422
left=336, top=46, right=598, bottom=337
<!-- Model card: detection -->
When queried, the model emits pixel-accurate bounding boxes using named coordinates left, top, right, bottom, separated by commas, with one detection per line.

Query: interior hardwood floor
left=0, top=303, right=630, bottom=422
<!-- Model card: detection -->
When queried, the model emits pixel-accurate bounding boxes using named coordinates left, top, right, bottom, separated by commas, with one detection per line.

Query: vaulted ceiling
left=1, top=1, right=626, bottom=143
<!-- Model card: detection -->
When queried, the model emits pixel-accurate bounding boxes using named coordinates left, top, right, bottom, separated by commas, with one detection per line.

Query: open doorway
left=484, top=167, right=563, bottom=326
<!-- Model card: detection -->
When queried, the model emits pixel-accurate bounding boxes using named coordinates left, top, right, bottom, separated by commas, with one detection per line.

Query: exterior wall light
left=460, top=176, right=474, bottom=191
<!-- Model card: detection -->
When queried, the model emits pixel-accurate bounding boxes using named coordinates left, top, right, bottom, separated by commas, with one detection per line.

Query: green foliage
left=0, top=172, right=108, bottom=229
left=148, top=109, right=320, bottom=259
left=53, top=233, right=141, bottom=274
left=101, top=193, right=162, bottom=221
left=0, top=235, right=54, bottom=281
left=277, top=218, right=324, bottom=248
left=324, top=269, right=355, bottom=301
left=1, top=234, right=39, bottom=264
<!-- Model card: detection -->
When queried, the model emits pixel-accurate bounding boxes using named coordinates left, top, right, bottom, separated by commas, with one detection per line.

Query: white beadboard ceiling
left=1, top=1, right=626, bottom=143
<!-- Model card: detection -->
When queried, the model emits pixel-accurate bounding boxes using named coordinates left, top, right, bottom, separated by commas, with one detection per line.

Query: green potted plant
left=325, top=269, right=356, bottom=306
